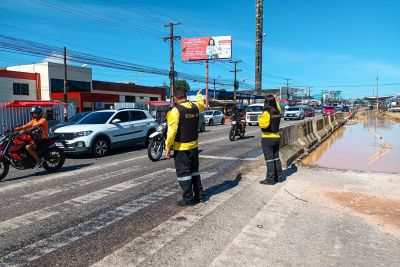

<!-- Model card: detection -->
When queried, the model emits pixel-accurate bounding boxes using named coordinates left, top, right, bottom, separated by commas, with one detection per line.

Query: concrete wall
left=279, top=113, right=348, bottom=167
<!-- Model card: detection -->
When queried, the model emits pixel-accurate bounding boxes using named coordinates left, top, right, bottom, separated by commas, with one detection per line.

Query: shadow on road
left=239, top=135, right=255, bottom=140
left=66, top=144, right=146, bottom=159
left=204, top=173, right=242, bottom=201
left=1, top=163, right=93, bottom=183
left=280, top=164, right=298, bottom=182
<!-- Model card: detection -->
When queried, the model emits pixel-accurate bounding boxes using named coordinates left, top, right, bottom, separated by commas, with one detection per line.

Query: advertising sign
left=181, top=36, right=232, bottom=61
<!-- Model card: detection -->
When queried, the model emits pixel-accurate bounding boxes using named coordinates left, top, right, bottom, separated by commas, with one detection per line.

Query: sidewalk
left=94, top=160, right=400, bottom=267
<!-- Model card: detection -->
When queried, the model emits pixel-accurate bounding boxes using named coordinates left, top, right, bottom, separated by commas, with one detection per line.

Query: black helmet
left=30, top=106, right=43, bottom=116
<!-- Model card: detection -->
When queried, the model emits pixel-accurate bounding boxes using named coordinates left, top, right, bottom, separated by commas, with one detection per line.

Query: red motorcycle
left=0, top=126, right=66, bottom=181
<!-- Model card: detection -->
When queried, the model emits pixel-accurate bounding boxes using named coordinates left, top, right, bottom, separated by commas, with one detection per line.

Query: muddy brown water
left=302, top=114, right=400, bottom=173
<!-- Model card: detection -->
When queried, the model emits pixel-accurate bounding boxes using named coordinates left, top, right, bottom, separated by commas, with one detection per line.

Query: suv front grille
left=59, top=133, right=75, bottom=140
left=249, top=115, right=258, bottom=121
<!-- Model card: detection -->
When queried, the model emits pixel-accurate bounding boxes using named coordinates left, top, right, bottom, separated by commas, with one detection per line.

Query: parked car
left=55, top=109, right=156, bottom=157
left=198, top=112, right=206, bottom=132
left=246, top=104, right=264, bottom=125
left=342, top=105, right=350, bottom=112
left=284, top=107, right=305, bottom=120
left=322, top=106, right=336, bottom=116
left=203, top=110, right=225, bottom=125
left=49, top=112, right=92, bottom=134
left=303, top=107, right=315, bottom=117
left=313, top=106, right=323, bottom=113
left=389, top=106, right=400, bottom=112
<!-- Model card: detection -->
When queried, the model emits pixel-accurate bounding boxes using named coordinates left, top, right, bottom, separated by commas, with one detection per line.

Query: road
left=0, top=116, right=319, bottom=266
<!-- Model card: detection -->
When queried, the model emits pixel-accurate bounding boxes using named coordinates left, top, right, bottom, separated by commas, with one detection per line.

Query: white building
left=0, top=69, right=40, bottom=102
left=4, top=62, right=165, bottom=112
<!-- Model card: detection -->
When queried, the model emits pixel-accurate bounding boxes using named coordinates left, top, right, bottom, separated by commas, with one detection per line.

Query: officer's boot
left=192, top=176, right=205, bottom=203
left=177, top=180, right=196, bottom=206
left=260, top=161, right=276, bottom=185
left=274, top=159, right=284, bottom=182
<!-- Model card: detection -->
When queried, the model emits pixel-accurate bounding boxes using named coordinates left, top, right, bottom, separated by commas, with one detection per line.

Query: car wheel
left=221, top=118, right=225, bottom=125
left=92, top=137, right=109, bottom=157
left=208, top=119, right=213, bottom=126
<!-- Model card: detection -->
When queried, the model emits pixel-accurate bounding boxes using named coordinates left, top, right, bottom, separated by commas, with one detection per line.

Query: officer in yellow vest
left=165, top=87, right=205, bottom=206
left=258, top=95, right=283, bottom=185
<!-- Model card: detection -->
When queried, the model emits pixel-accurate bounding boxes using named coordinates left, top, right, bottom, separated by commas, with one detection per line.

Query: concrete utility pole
left=230, top=60, right=242, bottom=102
left=163, top=23, right=181, bottom=106
left=255, top=0, right=263, bottom=94
left=285, top=78, right=291, bottom=102
left=376, top=72, right=379, bottom=111
left=63, top=47, right=68, bottom=104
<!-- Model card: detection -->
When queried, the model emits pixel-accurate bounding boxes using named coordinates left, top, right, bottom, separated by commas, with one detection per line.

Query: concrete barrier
left=279, top=113, right=347, bottom=167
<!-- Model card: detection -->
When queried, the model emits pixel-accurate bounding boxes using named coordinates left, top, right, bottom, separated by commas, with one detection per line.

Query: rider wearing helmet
left=15, top=106, right=49, bottom=169
left=230, top=106, right=246, bottom=134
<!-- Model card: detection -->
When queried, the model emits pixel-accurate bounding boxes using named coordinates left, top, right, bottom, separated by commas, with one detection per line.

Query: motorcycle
left=229, top=119, right=245, bottom=141
left=0, top=126, right=67, bottom=181
left=147, top=121, right=174, bottom=162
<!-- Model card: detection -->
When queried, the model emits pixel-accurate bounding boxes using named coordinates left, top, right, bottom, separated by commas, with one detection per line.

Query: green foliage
left=175, top=79, right=190, bottom=92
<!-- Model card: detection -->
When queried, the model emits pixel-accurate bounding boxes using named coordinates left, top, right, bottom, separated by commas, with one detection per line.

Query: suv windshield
left=77, top=112, right=114, bottom=124
left=247, top=106, right=263, bottom=112
left=287, top=107, right=300, bottom=111
left=68, top=112, right=90, bottom=123
left=204, top=111, right=214, bottom=115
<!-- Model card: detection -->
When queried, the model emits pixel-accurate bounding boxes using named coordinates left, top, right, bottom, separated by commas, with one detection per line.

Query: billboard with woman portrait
left=181, top=36, right=232, bottom=61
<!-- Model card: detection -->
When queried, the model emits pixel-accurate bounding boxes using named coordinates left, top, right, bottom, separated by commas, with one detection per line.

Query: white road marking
left=200, top=129, right=260, bottom=145
left=0, top=155, right=148, bottom=193
left=93, top=174, right=259, bottom=267
left=0, top=168, right=175, bottom=235
left=21, top=167, right=140, bottom=201
left=199, top=155, right=259, bottom=161
left=0, top=172, right=218, bottom=266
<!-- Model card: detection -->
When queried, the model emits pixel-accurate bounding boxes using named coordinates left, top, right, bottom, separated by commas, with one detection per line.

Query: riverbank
left=382, top=110, right=400, bottom=123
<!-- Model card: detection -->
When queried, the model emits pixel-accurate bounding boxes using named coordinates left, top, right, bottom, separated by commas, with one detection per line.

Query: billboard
left=181, top=36, right=232, bottom=61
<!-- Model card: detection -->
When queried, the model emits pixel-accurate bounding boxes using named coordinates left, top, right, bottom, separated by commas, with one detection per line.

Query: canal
left=302, top=111, right=400, bottom=173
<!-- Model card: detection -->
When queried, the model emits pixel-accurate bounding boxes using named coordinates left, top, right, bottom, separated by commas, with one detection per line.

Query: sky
left=0, top=0, right=399, bottom=98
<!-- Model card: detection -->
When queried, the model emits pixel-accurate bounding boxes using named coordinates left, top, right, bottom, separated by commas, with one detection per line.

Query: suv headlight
left=74, top=131, right=93, bottom=137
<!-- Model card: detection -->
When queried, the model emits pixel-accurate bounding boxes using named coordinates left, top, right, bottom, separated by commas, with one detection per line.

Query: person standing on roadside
left=165, top=87, right=205, bottom=206
left=258, top=95, right=283, bottom=185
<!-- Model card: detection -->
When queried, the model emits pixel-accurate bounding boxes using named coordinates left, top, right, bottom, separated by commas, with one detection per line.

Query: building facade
left=0, top=70, right=40, bottom=102
left=5, top=62, right=165, bottom=112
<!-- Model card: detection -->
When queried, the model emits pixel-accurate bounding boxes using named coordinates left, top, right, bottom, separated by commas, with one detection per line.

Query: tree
left=175, top=79, right=191, bottom=92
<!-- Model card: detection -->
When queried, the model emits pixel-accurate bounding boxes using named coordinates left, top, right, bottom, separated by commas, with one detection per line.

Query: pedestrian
left=165, top=86, right=205, bottom=206
left=258, top=94, right=283, bottom=185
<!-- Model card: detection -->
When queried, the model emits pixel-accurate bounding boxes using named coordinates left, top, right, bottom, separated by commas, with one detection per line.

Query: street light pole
left=213, top=75, right=221, bottom=101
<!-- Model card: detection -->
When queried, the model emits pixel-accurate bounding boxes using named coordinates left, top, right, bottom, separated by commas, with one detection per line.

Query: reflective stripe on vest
left=261, top=114, right=281, bottom=133
left=175, top=102, right=199, bottom=143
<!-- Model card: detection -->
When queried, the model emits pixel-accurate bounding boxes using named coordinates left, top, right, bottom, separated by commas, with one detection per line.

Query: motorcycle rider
left=15, top=106, right=49, bottom=169
left=230, top=106, right=246, bottom=135
left=165, top=87, right=205, bottom=206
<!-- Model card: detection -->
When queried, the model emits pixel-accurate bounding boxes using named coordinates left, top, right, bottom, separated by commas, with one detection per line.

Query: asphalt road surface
left=0, top=116, right=320, bottom=266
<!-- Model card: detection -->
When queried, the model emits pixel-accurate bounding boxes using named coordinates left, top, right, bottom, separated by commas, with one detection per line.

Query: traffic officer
left=258, top=94, right=283, bottom=185
left=165, top=86, right=205, bottom=206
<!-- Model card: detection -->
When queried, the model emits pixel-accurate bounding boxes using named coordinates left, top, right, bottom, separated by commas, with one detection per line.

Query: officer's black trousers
left=174, top=148, right=204, bottom=201
left=261, top=138, right=283, bottom=182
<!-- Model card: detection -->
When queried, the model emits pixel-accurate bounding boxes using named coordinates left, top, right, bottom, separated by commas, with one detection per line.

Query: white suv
left=203, top=110, right=225, bottom=125
left=55, top=109, right=156, bottom=157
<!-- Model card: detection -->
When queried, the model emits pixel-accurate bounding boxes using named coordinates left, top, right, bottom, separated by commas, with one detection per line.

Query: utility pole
left=163, top=23, right=181, bottom=106
left=213, top=78, right=216, bottom=101
left=63, top=47, right=68, bottom=104
left=376, top=72, right=379, bottom=111
left=230, top=60, right=242, bottom=102
left=255, top=0, right=263, bottom=94
left=285, top=78, right=291, bottom=103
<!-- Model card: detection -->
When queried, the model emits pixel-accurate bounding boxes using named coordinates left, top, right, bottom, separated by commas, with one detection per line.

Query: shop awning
left=147, top=100, right=169, bottom=107
left=6, top=100, right=66, bottom=107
